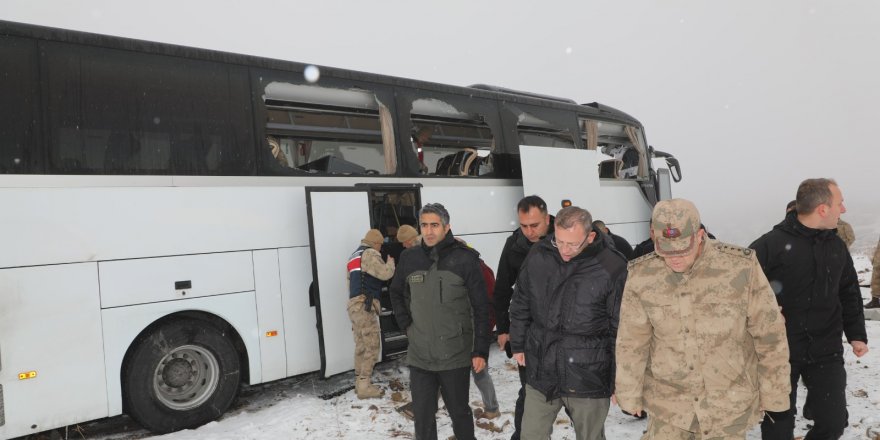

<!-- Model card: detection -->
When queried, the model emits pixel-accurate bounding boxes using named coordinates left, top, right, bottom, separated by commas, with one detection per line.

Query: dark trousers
left=511, top=364, right=528, bottom=440
left=761, top=358, right=848, bottom=440
left=410, top=365, right=474, bottom=440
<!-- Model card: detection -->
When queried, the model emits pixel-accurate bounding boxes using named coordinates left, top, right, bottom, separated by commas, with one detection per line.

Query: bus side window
left=582, top=118, right=647, bottom=180
left=516, top=111, right=576, bottom=150
left=0, top=35, right=40, bottom=174
left=261, top=83, right=396, bottom=176
left=44, top=43, right=253, bottom=176
left=409, top=98, right=496, bottom=177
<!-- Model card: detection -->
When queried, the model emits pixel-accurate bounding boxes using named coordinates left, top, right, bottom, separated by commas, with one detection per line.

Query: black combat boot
left=866, top=297, right=880, bottom=309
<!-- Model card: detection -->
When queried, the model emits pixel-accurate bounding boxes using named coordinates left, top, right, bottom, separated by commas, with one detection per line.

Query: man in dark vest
left=347, top=229, right=395, bottom=399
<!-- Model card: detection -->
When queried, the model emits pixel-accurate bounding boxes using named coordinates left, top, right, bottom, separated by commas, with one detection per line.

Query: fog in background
left=5, top=0, right=878, bottom=250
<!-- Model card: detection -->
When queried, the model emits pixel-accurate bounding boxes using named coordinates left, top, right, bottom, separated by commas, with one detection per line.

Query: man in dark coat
left=751, top=178, right=868, bottom=440
left=509, top=206, right=627, bottom=440
left=390, top=203, right=490, bottom=440
left=592, top=219, right=634, bottom=260
left=493, top=195, right=555, bottom=440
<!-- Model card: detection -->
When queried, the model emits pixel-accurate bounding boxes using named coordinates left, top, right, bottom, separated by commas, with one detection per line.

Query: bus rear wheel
left=123, top=319, right=241, bottom=433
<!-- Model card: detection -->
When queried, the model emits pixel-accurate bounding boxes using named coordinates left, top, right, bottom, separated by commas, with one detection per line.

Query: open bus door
left=519, top=145, right=602, bottom=214
left=305, top=187, right=374, bottom=378
left=520, top=145, right=656, bottom=245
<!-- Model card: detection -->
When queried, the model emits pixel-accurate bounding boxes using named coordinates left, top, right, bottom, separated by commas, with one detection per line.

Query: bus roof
left=0, top=19, right=642, bottom=128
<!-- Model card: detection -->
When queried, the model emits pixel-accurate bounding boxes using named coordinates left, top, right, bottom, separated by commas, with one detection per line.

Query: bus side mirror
left=648, top=146, right=682, bottom=183
left=665, top=157, right=682, bottom=182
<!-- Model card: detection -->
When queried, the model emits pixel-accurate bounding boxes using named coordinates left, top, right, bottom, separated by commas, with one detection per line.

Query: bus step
left=384, top=334, right=407, bottom=343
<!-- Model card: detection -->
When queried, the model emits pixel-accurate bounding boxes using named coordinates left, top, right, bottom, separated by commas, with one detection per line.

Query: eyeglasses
left=551, top=236, right=588, bottom=251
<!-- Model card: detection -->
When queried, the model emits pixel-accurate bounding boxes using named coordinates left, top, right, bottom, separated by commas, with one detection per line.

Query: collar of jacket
left=419, top=229, right=474, bottom=260
left=778, top=211, right=836, bottom=241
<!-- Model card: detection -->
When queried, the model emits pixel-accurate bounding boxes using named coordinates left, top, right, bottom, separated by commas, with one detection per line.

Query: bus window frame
left=493, top=102, right=582, bottom=178
left=252, top=69, right=400, bottom=177
left=579, top=116, right=650, bottom=181
left=394, top=87, right=504, bottom=178
left=502, top=102, right=583, bottom=150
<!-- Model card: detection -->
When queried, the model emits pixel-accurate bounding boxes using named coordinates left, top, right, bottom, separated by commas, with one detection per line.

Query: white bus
left=0, top=20, right=681, bottom=438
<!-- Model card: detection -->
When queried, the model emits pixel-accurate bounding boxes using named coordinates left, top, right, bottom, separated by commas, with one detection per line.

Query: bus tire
left=122, top=319, right=241, bottom=433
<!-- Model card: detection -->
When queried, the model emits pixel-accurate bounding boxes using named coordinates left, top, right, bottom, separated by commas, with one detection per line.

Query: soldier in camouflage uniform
left=615, top=199, right=791, bottom=439
left=869, top=237, right=880, bottom=309
left=347, top=229, right=395, bottom=399
left=836, top=218, right=855, bottom=249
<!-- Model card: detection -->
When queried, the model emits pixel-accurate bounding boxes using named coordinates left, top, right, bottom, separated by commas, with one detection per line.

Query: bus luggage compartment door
left=0, top=263, right=108, bottom=440
left=306, top=187, right=374, bottom=378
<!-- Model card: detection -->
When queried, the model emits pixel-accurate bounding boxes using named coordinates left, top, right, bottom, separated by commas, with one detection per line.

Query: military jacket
left=836, top=219, right=855, bottom=248
left=615, top=240, right=791, bottom=437
left=872, top=237, right=880, bottom=294
left=347, top=244, right=395, bottom=299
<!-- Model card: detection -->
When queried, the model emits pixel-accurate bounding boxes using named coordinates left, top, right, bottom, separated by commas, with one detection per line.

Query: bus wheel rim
left=153, top=344, right=220, bottom=411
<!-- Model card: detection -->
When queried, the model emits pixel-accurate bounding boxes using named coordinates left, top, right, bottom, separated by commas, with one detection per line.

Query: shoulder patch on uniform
left=628, top=251, right=658, bottom=268
left=714, top=242, right=753, bottom=258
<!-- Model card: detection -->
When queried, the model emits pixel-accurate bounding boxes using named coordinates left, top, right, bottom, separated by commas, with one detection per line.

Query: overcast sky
left=4, top=0, right=878, bottom=248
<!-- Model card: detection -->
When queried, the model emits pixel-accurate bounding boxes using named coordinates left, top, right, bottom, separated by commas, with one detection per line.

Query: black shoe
left=397, top=402, right=414, bottom=421
left=622, top=409, right=647, bottom=419
left=866, top=297, right=880, bottom=309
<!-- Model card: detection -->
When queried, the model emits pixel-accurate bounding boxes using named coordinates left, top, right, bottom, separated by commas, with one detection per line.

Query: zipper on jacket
left=439, top=278, right=443, bottom=303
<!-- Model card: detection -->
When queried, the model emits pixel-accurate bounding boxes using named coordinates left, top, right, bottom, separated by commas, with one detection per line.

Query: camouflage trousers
left=347, top=294, right=381, bottom=377
left=641, top=415, right=747, bottom=440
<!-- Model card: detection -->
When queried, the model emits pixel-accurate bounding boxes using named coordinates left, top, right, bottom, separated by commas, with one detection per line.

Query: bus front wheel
left=123, top=319, right=241, bottom=433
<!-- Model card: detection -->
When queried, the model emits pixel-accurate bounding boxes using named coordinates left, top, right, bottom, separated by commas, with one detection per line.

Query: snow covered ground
left=74, top=254, right=878, bottom=440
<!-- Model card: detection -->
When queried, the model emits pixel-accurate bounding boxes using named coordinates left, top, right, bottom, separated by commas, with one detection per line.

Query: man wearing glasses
left=615, top=199, right=791, bottom=439
left=509, top=206, right=627, bottom=440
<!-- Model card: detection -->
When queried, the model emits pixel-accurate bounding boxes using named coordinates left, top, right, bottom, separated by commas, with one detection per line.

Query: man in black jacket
left=751, top=178, right=868, bottom=440
left=390, top=203, right=490, bottom=440
left=493, top=195, right=554, bottom=440
left=592, top=220, right=634, bottom=260
left=510, top=206, right=627, bottom=440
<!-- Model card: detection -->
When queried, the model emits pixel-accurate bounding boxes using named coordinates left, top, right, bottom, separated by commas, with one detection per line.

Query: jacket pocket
left=643, top=303, right=680, bottom=340
left=434, top=323, right=468, bottom=361
left=694, top=297, right=747, bottom=342
left=562, top=347, right=611, bottom=395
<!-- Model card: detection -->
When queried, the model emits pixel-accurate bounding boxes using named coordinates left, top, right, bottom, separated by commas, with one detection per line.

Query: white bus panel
left=100, top=292, right=261, bottom=416
left=0, top=263, right=107, bottom=440
left=520, top=145, right=652, bottom=247
left=99, top=252, right=255, bottom=308
left=0, top=186, right=309, bottom=269
left=253, top=249, right=288, bottom=382
left=279, top=246, right=322, bottom=377
left=307, top=189, right=373, bottom=378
